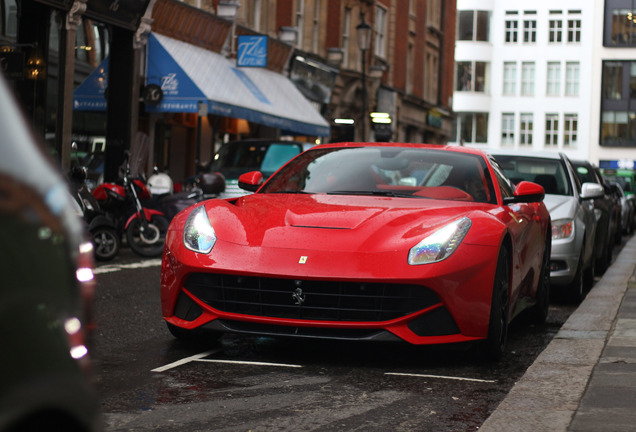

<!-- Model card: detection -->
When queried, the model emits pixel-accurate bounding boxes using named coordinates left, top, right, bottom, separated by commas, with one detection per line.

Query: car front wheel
left=482, top=245, right=510, bottom=361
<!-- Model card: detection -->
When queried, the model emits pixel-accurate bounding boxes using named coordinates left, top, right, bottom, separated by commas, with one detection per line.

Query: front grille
left=184, top=273, right=441, bottom=322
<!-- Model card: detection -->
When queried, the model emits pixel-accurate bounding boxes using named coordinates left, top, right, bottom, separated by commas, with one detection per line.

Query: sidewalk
left=480, top=234, right=636, bottom=432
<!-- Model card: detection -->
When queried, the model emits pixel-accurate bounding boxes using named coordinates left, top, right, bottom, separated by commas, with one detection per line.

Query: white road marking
left=195, top=359, right=303, bottom=368
left=151, top=350, right=219, bottom=372
left=94, top=259, right=162, bottom=274
left=385, top=372, right=496, bottom=383
left=151, top=350, right=302, bottom=372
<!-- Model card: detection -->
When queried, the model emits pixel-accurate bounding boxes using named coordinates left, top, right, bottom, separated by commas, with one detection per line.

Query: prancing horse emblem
left=292, top=287, right=306, bottom=306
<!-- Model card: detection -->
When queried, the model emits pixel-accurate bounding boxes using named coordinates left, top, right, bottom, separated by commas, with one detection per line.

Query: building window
left=503, top=62, right=517, bottom=95
left=601, top=111, right=636, bottom=146
left=456, top=61, right=489, bottom=92
left=603, top=62, right=623, bottom=100
left=455, top=112, right=489, bottom=144
left=521, top=62, right=535, bottom=96
left=568, top=19, right=581, bottom=42
left=250, top=0, right=262, bottom=31
left=564, top=114, right=578, bottom=147
left=2, top=0, right=18, bottom=38
left=565, top=62, right=580, bottom=96
left=523, top=19, right=537, bottom=43
left=342, top=8, right=351, bottom=68
left=545, top=114, right=559, bottom=147
left=505, top=20, right=518, bottom=43
left=630, top=63, right=636, bottom=98
left=375, top=5, right=387, bottom=58
left=424, top=50, right=438, bottom=102
left=406, top=43, right=414, bottom=94
left=296, top=0, right=304, bottom=49
left=312, top=0, right=321, bottom=53
left=502, top=113, right=515, bottom=146
left=427, top=0, right=441, bottom=29
left=547, top=62, right=561, bottom=96
left=549, top=20, right=563, bottom=42
left=520, top=113, right=533, bottom=146
left=608, top=8, right=636, bottom=46
left=458, top=10, right=490, bottom=42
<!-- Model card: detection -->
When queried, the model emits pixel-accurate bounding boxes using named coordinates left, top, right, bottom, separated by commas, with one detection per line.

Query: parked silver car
left=491, top=151, right=604, bottom=303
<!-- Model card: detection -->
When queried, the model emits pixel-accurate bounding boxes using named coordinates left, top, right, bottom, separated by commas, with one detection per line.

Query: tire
left=531, top=235, right=551, bottom=324
left=482, top=246, right=510, bottom=361
left=126, top=214, right=169, bottom=257
left=91, top=226, right=120, bottom=261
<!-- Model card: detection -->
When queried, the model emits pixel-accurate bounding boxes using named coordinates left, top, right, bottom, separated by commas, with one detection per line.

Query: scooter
left=69, top=165, right=121, bottom=261
left=92, top=153, right=169, bottom=258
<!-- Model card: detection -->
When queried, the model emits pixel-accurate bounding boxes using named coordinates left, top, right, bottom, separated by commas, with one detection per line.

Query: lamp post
left=356, top=15, right=372, bottom=142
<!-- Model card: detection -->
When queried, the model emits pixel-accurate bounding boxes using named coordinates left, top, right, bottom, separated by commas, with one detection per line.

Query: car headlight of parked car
left=551, top=218, right=574, bottom=240
left=408, top=217, right=472, bottom=265
left=183, top=206, right=216, bottom=253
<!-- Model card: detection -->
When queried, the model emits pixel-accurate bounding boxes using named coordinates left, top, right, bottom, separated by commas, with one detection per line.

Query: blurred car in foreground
left=0, top=75, right=101, bottom=431
left=571, top=160, right=620, bottom=275
left=195, top=139, right=315, bottom=199
left=491, top=151, right=604, bottom=303
left=161, top=142, right=550, bottom=359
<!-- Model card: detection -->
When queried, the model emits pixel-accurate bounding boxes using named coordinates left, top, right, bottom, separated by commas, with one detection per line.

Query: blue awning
left=146, top=33, right=330, bottom=137
left=73, top=58, right=108, bottom=111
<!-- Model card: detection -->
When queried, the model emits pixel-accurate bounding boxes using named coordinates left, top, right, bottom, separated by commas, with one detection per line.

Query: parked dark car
left=0, top=74, right=101, bottom=431
left=606, top=179, right=636, bottom=235
left=195, top=138, right=316, bottom=199
left=571, top=160, right=620, bottom=275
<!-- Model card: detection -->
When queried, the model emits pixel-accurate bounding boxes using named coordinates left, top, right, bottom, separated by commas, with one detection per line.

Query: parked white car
left=490, top=150, right=604, bottom=303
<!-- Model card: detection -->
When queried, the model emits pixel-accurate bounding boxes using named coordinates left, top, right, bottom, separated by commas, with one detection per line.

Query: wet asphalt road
left=90, top=247, right=580, bottom=431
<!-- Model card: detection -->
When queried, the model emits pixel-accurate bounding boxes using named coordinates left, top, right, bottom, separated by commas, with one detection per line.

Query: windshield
left=208, top=141, right=304, bottom=178
left=259, top=146, right=497, bottom=204
left=493, top=155, right=572, bottom=196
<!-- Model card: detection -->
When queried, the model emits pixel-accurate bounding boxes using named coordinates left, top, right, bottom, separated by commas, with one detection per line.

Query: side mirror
left=238, top=171, right=264, bottom=192
left=503, top=181, right=545, bottom=204
left=580, top=182, right=605, bottom=200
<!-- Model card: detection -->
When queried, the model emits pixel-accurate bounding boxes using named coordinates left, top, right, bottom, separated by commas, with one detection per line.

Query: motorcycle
left=92, top=154, right=169, bottom=258
left=69, top=165, right=121, bottom=261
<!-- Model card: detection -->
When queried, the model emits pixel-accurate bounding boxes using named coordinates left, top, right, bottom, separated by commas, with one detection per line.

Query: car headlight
left=551, top=218, right=574, bottom=240
left=408, top=217, right=472, bottom=265
left=183, top=206, right=216, bottom=253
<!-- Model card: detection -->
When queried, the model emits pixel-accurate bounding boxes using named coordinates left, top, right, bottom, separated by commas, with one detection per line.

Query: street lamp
left=356, top=15, right=372, bottom=141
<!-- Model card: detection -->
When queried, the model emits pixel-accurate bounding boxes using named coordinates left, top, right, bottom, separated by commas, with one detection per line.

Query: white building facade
left=452, top=0, right=636, bottom=170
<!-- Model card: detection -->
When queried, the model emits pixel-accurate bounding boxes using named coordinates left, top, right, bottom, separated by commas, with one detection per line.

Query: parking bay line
left=385, top=372, right=496, bottom=383
left=94, top=259, right=162, bottom=274
left=152, top=350, right=303, bottom=372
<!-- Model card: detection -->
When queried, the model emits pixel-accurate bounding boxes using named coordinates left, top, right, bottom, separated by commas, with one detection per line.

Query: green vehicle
left=601, top=168, right=635, bottom=197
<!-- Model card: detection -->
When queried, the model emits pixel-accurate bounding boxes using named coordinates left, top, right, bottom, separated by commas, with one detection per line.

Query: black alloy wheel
left=92, top=226, right=120, bottom=261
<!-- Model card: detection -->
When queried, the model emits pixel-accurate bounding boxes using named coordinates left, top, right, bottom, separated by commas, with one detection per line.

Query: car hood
left=201, top=193, right=500, bottom=252
left=542, top=194, right=578, bottom=220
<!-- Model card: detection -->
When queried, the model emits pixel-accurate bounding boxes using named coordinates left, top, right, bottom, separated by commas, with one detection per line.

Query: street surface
left=89, top=245, right=599, bottom=431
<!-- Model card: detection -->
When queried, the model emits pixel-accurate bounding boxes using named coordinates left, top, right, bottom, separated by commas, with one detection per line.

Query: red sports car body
left=161, top=143, right=551, bottom=358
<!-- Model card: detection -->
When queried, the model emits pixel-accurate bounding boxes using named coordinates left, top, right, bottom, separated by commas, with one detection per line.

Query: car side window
left=489, top=157, right=515, bottom=199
